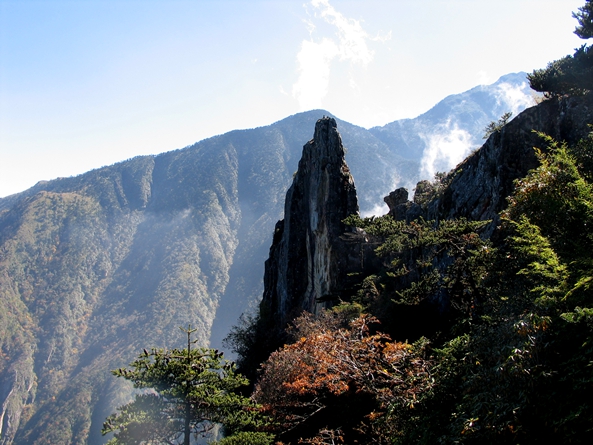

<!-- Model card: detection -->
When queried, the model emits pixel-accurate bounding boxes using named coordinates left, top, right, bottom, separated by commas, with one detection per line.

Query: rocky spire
left=260, top=117, right=359, bottom=325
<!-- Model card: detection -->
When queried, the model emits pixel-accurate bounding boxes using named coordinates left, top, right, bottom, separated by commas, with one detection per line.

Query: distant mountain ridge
left=370, top=72, right=535, bottom=182
left=0, top=73, right=535, bottom=444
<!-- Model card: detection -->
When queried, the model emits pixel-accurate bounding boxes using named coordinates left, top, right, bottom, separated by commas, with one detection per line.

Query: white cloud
left=495, top=82, right=535, bottom=115
left=312, top=0, right=374, bottom=65
left=292, top=0, right=377, bottom=110
left=361, top=202, right=389, bottom=218
left=478, top=70, right=491, bottom=85
left=419, top=121, right=473, bottom=180
left=292, top=39, right=339, bottom=110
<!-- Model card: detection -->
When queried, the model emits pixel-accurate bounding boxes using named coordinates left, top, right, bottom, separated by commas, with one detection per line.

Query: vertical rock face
left=261, top=117, right=359, bottom=325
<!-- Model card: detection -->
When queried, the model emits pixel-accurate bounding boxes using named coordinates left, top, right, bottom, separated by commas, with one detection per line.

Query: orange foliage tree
left=252, top=310, right=432, bottom=444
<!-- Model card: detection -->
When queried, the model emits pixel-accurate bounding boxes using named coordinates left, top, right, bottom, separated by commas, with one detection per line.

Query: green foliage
left=212, top=431, right=275, bottom=445
left=102, top=326, right=269, bottom=445
left=503, top=132, right=593, bottom=442
left=507, top=131, right=593, bottom=272
left=406, top=131, right=593, bottom=444
left=345, top=214, right=491, bottom=329
left=423, top=220, right=561, bottom=443
left=574, top=0, right=593, bottom=39
left=483, top=112, right=512, bottom=139
left=528, top=44, right=593, bottom=97
left=529, top=3, right=593, bottom=96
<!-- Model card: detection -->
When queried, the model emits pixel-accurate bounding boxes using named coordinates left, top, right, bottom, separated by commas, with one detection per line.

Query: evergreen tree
left=528, top=1, right=593, bottom=96
left=102, top=326, right=272, bottom=445
left=574, top=0, right=593, bottom=39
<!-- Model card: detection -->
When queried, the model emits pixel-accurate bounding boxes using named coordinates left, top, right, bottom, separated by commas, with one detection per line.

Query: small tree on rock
left=529, top=1, right=593, bottom=96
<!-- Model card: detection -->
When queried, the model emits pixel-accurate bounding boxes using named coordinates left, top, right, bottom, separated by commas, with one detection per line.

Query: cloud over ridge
left=419, top=121, right=473, bottom=180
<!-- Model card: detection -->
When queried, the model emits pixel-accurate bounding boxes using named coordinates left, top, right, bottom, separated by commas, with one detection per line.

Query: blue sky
left=0, top=0, right=585, bottom=197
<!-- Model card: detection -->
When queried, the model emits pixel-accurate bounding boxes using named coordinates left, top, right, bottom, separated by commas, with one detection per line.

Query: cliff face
left=260, top=117, right=362, bottom=325
left=438, top=93, right=593, bottom=224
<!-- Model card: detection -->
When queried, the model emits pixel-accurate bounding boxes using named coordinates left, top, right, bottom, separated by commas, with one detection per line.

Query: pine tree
left=102, top=325, right=272, bottom=445
left=574, top=0, right=593, bottom=39
left=528, top=1, right=593, bottom=96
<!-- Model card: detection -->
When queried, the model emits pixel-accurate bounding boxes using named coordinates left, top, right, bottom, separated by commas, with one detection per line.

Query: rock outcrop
left=260, top=117, right=363, bottom=326
left=389, top=93, right=593, bottom=232
left=438, top=93, right=593, bottom=225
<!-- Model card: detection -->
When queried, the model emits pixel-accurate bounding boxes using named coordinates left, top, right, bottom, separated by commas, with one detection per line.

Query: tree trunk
left=184, top=400, right=191, bottom=445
